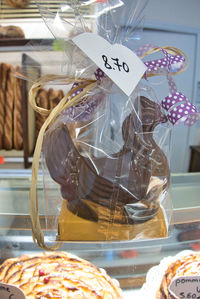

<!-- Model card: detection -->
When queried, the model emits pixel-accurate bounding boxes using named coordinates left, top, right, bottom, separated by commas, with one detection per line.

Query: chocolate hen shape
left=43, top=96, right=170, bottom=224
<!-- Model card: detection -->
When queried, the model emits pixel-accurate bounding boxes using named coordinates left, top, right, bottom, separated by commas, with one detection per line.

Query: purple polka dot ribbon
left=167, top=74, right=177, bottom=94
left=162, top=92, right=200, bottom=126
left=135, top=44, right=155, bottom=57
left=136, top=44, right=200, bottom=126
left=94, top=68, right=105, bottom=81
left=144, top=52, right=185, bottom=74
left=66, top=45, right=200, bottom=127
left=135, top=44, right=186, bottom=75
left=64, top=68, right=105, bottom=121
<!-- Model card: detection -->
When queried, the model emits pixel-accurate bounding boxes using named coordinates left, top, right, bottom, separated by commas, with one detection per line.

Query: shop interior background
left=0, top=0, right=200, bottom=173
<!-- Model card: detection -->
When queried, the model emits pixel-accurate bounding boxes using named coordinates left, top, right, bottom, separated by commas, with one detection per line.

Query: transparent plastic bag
left=27, top=0, right=199, bottom=249
left=42, top=81, right=171, bottom=242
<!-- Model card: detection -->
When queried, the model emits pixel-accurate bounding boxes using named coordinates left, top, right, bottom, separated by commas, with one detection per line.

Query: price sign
left=169, top=276, right=200, bottom=299
left=0, top=283, right=25, bottom=299
left=72, top=32, right=147, bottom=96
left=102, top=55, right=130, bottom=73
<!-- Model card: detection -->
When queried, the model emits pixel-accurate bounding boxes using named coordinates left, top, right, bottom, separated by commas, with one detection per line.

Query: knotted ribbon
left=137, top=44, right=200, bottom=126
left=29, top=45, right=199, bottom=250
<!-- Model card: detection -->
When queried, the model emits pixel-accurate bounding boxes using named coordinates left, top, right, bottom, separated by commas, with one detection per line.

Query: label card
left=169, top=276, right=200, bottom=299
left=0, top=282, right=25, bottom=299
left=72, top=32, right=147, bottom=97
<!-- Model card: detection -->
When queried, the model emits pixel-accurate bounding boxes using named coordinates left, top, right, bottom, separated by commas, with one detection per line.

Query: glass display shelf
left=0, top=169, right=200, bottom=297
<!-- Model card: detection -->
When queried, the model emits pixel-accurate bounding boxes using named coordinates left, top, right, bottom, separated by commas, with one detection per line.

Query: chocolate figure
left=43, top=96, right=170, bottom=224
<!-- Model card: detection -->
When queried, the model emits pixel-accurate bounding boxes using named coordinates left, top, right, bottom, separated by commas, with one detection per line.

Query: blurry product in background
left=35, top=88, right=64, bottom=139
left=13, top=66, right=23, bottom=150
left=0, top=61, right=64, bottom=152
left=5, top=0, right=29, bottom=9
left=4, top=63, right=14, bottom=150
left=0, top=63, right=23, bottom=151
left=35, top=89, right=48, bottom=139
left=0, top=25, right=25, bottom=39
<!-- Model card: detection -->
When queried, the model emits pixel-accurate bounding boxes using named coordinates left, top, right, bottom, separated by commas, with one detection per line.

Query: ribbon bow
left=137, top=44, right=200, bottom=126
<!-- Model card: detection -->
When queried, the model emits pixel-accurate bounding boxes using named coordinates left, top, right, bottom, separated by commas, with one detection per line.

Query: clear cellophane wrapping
left=29, top=0, right=173, bottom=247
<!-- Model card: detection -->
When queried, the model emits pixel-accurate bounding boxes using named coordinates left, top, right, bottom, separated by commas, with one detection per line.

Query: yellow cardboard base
left=58, top=200, right=167, bottom=241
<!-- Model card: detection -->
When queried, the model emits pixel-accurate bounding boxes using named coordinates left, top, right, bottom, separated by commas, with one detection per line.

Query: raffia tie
left=29, top=75, right=96, bottom=250
left=29, top=47, right=188, bottom=250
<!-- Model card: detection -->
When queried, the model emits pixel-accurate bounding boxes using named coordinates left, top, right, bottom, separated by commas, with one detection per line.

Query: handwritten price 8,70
left=102, top=55, right=129, bottom=73
left=179, top=292, right=200, bottom=298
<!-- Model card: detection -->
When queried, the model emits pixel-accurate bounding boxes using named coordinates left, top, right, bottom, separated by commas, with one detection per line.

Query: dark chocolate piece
left=43, top=96, right=170, bottom=224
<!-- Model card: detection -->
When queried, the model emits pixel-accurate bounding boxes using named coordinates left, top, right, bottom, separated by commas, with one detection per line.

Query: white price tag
left=72, top=32, right=147, bottom=96
left=169, top=276, right=200, bottom=299
left=0, top=282, right=25, bottom=299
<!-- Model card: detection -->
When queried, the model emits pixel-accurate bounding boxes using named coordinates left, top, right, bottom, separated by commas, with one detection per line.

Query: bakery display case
left=1, top=1, right=200, bottom=297
left=0, top=169, right=200, bottom=297
left=0, top=39, right=68, bottom=168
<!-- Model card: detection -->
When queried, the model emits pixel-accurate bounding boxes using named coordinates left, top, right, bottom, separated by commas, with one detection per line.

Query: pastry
left=48, top=88, right=64, bottom=109
left=0, top=63, right=9, bottom=149
left=37, top=89, right=49, bottom=110
left=13, top=66, right=23, bottom=150
left=1, top=63, right=8, bottom=91
left=0, top=251, right=123, bottom=298
left=0, top=25, right=25, bottom=38
left=0, top=89, right=4, bottom=149
left=35, top=88, right=49, bottom=138
left=0, top=64, right=5, bottom=149
left=5, top=0, right=29, bottom=8
left=157, top=252, right=200, bottom=299
left=35, top=88, right=64, bottom=138
left=3, top=64, right=14, bottom=150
